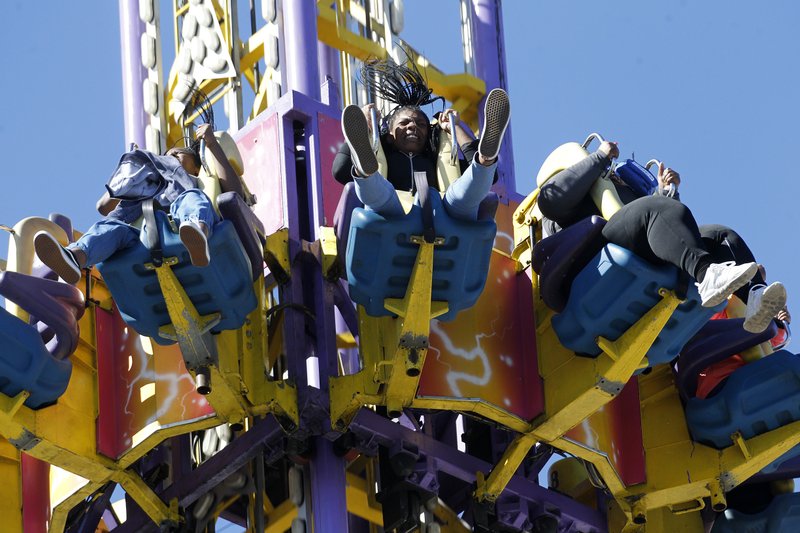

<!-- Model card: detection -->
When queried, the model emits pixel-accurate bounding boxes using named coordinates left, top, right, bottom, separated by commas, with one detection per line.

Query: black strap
left=142, top=199, right=164, bottom=267
left=413, top=171, right=436, bottom=243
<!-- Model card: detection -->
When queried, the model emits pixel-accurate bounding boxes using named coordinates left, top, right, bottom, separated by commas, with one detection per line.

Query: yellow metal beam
left=0, top=440, right=22, bottom=533
left=345, top=472, right=383, bottom=525
left=151, top=258, right=250, bottom=426
left=265, top=499, right=299, bottom=533
left=113, top=470, right=180, bottom=527
left=50, top=481, right=107, bottom=533
left=383, top=238, right=447, bottom=416
left=431, top=498, right=473, bottom=533
left=476, top=289, right=682, bottom=503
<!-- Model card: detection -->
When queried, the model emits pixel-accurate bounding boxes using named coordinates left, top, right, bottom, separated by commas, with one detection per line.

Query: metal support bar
left=349, top=409, right=606, bottom=531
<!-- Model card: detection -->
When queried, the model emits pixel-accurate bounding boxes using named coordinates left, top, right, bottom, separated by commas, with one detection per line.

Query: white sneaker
left=34, top=231, right=82, bottom=284
left=743, top=282, right=787, bottom=333
left=696, top=261, right=758, bottom=308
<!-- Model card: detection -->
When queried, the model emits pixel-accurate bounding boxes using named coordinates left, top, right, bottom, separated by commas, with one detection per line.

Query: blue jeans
left=352, top=159, right=497, bottom=221
left=72, top=189, right=219, bottom=266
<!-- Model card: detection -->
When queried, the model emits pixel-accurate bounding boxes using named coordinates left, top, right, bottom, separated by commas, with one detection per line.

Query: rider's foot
left=477, top=88, right=511, bottom=165
left=179, top=221, right=211, bottom=267
left=34, top=231, right=83, bottom=284
left=341, top=104, right=379, bottom=177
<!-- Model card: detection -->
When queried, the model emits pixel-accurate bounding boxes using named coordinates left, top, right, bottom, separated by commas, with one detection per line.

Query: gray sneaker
left=743, top=282, right=787, bottom=333
left=477, top=88, right=511, bottom=162
left=34, top=231, right=82, bottom=285
left=341, top=105, right=379, bottom=177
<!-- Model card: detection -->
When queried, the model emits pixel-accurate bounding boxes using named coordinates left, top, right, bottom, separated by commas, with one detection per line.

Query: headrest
left=206, top=131, right=244, bottom=176
left=535, top=142, right=590, bottom=187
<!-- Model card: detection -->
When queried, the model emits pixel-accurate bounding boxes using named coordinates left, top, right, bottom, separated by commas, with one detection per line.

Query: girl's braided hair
left=358, top=51, right=444, bottom=141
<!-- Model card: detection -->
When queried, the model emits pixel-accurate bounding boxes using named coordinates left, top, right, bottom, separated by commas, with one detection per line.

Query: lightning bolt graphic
left=116, top=328, right=209, bottom=448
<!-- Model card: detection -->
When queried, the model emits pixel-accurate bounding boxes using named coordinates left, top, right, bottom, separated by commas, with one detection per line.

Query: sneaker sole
left=341, top=105, right=378, bottom=176
left=702, top=263, right=759, bottom=308
left=478, top=88, right=511, bottom=161
left=34, top=232, right=81, bottom=285
left=179, top=224, right=210, bottom=267
left=743, top=283, right=787, bottom=333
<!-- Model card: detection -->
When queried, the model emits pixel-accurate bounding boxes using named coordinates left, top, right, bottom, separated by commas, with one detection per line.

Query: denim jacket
left=105, top=149, right=199, bottom=224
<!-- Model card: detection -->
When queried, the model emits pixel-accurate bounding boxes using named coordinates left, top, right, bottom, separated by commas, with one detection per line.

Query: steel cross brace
left=349, top=408, right=606, bottom=532
left=113, top=415, right=284, bottom=533
left=475, top=289, right=684, bottom=505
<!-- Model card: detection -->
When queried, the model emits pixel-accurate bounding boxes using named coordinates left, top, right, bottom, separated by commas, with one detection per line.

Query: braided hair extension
left=358, top=53, right=445, bottom=151
left=181, top=88, right=216, bottom=155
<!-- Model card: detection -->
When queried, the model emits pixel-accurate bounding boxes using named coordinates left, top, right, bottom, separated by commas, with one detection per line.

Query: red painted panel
left=21, top=453, right=49, bottom=533
left=96, top=306, right=214, bottom=459
left=564, top=377, right=646, bottom=486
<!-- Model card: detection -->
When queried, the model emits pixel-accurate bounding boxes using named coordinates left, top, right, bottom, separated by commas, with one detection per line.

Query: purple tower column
left=469, top=0, right=516, bottom=197
left=283, top=0, right=322, bottom=101
left=118, top=0, right=149, bottom=148
left=317, top=41, right=342, bottom=109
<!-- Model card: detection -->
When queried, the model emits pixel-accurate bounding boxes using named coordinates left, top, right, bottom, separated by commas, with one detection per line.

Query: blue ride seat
left=0, top=271, right=84, bottom=409
left=685, top=350, right=800, bottom=449
left=345, top=192, right=497, bottom=322
left=97, top=209, right=257, bottom=345
left=710, top=492, right=800, bottom=532
left=550, top=242, right=723, bottom=366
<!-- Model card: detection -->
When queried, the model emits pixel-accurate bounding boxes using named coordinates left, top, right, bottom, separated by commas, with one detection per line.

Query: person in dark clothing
left=332, top=104, right=484, bottom=193
left=698, top=224, right=788, bottom=332
left=537, top=140, right=786, bottom=332
left=334, top=57, right=511, bottom=222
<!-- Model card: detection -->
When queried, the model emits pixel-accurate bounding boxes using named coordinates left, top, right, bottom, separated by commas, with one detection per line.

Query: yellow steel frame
left=316, top=1, right=486, bottom=125
left=330, top=235, right=448, bottom=428
left=147, top=256, right=297, bottom=428
left=474, top=288, right=682, bottom=504
left=506, top=191, right=800, bottom=531
left=0, top=218, right=298, bottom=530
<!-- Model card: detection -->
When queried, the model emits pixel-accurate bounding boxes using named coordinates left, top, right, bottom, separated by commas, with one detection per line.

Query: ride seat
left=710, top=487, right=800, bottom=532
left=97, top=206, right=257, bottom=345
left=0, top=271, right=84, bottom=408
left=345, top=191, right=497, bottom=322
left=533, top=216, right=722, bottom=367
left=684, top=349, right=800, bottom=449
left=674, top=318, right=778, bottom=402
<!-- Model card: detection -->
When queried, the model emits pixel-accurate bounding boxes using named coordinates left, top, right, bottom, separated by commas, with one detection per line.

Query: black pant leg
left=602, top=196, right=712, bottom=279
left=699, top=224, right=766, bottom=302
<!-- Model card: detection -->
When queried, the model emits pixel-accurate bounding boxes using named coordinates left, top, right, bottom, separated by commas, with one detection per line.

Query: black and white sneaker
left=179, top=221, right=211, bottom=267
left=34, top=231, right=82, bottom=285
left=341, top=105, right=379, bottom=177
left=477, top=88, right=511, bottom=162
